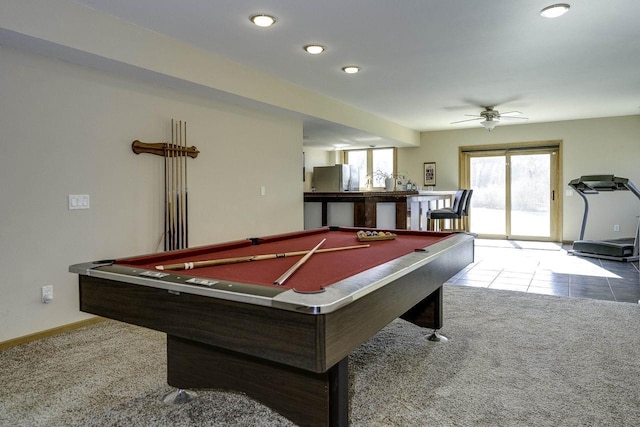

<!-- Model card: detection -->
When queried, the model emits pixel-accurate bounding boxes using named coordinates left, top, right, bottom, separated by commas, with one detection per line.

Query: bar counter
left=304, top=191, right=418, bottom=229
left=304, top=191, right=456, bottom=230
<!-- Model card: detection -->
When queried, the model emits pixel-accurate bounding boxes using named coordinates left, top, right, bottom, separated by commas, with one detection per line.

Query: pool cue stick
left=169, top=120, right=176, bottom=250
left=163, top=144, right=169, bottom=251
left=178, top=121, right=184, bottom=249
left=168, top=120, right=173, bottom=250
left=167, top=120, right=173, bottom=250
left=180, top=120, right=186, bottom=249
left=155, top=243, right=370, bottom=271
left=176, top=120, right=182, bottom=249
left=172, top=120, right=178, bottom=249
left=184, top=121, right=189, bottom=248
left=164, top=144, right=171, bottom=251
left=173, top=120, right=178, bottom=249
left=274, top=238, right=325, bottom=285
left=180, top=120, right=185, bottom=249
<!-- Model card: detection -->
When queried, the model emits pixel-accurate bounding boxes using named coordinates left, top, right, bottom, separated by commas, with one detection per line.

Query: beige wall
left=398, top=116, right=640, bottom=241
left=0, top=0, right=419, bottom=148
left=0, top=45, right=303, bottom=342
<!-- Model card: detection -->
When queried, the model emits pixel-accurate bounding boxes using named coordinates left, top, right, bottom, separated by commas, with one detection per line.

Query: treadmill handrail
left=568, top=175, right=640, bottom=198
left=568, top=175, right=640, bottom=258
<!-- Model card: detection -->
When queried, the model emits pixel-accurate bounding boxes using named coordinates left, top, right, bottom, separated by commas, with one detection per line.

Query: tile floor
left=447, top=239, right=640, bottom=303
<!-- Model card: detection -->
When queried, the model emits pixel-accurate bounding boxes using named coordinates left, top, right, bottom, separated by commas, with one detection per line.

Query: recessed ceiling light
left=304, top=45, right=325, bottom=54
left=250, top=14, right=276, bottom=27
left=341, top=66, right=361, bottom=74
left=540, top=3, right=570, bottom=18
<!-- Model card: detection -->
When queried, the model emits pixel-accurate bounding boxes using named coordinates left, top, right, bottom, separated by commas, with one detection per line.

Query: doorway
left=460, top=142, right=561, bottom=241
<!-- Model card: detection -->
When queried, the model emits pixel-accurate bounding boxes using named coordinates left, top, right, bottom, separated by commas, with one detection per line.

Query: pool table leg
left=399, top=285, right=444, bottom=331
left=400, top=286, right=448, bottom=341
left=166, top=335, right=349, bottom=426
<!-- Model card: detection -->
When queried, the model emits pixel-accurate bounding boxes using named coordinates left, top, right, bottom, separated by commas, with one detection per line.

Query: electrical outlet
left=614, top=224, right=620, bottom=232
left=42, top=285, right=53, bottom=304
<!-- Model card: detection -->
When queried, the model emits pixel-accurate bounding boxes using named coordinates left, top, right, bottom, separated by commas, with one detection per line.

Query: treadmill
left=568, top=175, right=640, bottom=262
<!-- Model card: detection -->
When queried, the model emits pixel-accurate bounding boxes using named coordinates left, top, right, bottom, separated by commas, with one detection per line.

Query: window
left=345, top=148, right=396, bottom=189
left=348, top=150, right=367, bottom=189
left=372, top=149, right=394, bottom=187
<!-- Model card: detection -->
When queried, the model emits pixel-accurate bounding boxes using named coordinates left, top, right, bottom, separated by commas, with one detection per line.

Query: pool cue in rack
left=131, top=120, right=199, bottom=251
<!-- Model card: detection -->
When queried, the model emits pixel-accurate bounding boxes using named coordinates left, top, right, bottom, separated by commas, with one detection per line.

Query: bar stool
left=428, top=189, right=466, bottom=231
left=444, top=189, right=473, bottom=231
left=458, top=189, right=473, bottom=231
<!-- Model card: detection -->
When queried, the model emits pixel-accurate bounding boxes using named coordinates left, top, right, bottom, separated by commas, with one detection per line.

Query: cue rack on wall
left=132, top=119, right=200, bottom=251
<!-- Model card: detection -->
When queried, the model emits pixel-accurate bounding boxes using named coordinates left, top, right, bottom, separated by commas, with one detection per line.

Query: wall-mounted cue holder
left=132, top=120, right=200, bottom=252
left=131, top=140, right=200, bottom=158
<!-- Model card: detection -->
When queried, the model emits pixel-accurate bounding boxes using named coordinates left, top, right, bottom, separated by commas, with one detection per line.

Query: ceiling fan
left=451, top=106, right=528, bottom=131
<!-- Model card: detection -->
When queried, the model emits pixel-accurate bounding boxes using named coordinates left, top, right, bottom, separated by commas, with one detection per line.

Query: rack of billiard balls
left=356, top=230, right=397, bottom=242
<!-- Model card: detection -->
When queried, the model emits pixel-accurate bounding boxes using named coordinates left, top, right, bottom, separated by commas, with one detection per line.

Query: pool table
left=69, top=226, right=473, bottom=426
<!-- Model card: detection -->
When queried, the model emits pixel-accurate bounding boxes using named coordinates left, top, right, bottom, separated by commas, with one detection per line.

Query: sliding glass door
left=469, top=155, right=507, bottom=235
left=462, top=144, right=561, bottom=241
left=510, top=152, right=552, bottom=237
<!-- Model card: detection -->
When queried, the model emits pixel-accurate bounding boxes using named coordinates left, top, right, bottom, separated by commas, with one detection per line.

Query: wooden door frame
left=459, top=140, right=563, bottom=242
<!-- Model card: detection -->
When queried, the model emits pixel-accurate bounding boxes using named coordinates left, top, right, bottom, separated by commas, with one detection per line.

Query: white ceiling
left=72, top=0, right=640, bottom=148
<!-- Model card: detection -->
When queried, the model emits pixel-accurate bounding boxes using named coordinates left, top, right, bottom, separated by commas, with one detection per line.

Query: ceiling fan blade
left=500, top=111, right=523, bottom=116
left=462, top=96, right=522, bottom=108
left=464, top=114, right=483, bottom=118
left=500, top=116, right=529, bottom=120
left=450, top=117, right=483, bottom=124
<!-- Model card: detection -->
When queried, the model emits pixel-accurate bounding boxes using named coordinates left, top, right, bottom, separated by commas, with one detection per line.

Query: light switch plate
left=69, top=194, right=90, bottom=210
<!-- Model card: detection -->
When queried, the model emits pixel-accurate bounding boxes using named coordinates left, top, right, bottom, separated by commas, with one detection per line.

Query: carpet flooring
left=1, top=285, right=639, bottom=426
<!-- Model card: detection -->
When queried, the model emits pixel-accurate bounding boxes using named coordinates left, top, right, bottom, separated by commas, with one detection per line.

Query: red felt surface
left=117, top=228, right=453, bottom=292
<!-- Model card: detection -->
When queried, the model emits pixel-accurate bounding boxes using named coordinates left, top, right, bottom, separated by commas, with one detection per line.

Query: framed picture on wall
left=424, top=162, right=436, bottom=186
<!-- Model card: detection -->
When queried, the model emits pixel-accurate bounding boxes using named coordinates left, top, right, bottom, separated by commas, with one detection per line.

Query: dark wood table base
left=166, top=287, right=443, bottom=427
left=167, top=335, right=348, bottom=426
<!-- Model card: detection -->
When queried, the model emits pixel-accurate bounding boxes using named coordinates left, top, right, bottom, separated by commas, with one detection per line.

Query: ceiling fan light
left=480, top=120, right=498, bottom=131
left=540, top=3, right=570, bottom=18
